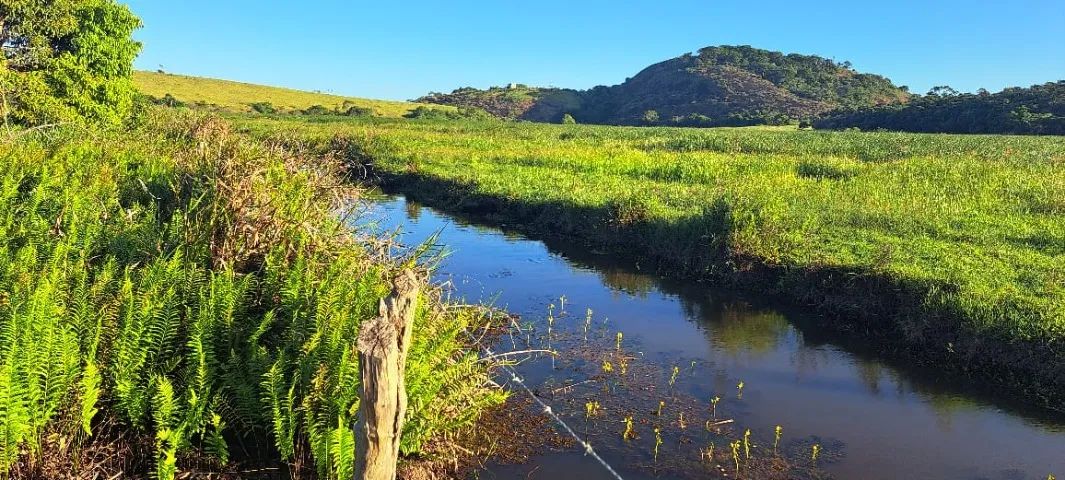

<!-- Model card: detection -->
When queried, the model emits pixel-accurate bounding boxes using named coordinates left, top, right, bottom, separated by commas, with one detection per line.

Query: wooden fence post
left=354, top=269, right=420, bottom=480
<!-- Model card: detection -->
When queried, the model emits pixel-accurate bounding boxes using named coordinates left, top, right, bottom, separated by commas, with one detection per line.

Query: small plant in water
left=737, top=381, right=744, bottom=399
left=678, top=412, right=687, bottom=429
left=730, top=440, right=742, bottom=476
left=701, top=442, right=715, bottom=462
left=618, top=357, right=629, bottom=375
left=602, top=360, right=614, bottom=373
left=653, top=427, right=663, bottom=462
left=585, top=401, right=601, bottom=419
left=622, top=416, right=635, bottom=440
left=773, top=425, right=783, bottom=455
left=616, top=331, right=623, bottom=351
left=559, top=295, right=566, bottom=312
left=811, top=443, right=822, bottom=462
left=710, top=396, right=721, bottom=419
left=584, top=308, right=593, bottom=340
left=656, top=400, right=666, bottom=416
left=743, top=428, right=752, bottom=460
left=669, top=365, right=680, bottom=386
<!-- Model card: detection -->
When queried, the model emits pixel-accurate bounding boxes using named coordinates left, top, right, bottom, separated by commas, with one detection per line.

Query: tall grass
left=237, top=115, right=1065, bottom=409
left=0, top=110, right=504, bottom=479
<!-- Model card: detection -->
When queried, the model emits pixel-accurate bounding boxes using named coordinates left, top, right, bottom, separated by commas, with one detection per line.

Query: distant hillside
left=134, top=71, right=451, bottom=117
left=417, top=45, right=910, bottom=126
left=815, top=81, right=1065, bottom=135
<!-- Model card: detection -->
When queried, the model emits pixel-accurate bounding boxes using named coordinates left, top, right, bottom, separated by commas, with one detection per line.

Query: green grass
left=133, top=71, right=455, bottom=117
left=237, top=115, right=1065, bottom=408
left=0, top=110, right=503, bottom=479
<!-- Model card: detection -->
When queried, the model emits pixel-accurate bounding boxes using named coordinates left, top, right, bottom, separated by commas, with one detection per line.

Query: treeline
left=815, top=82, right=1065, bottom=135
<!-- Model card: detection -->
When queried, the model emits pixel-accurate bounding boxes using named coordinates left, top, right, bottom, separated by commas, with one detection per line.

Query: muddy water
left=361, top=194, right=1065, bottom=480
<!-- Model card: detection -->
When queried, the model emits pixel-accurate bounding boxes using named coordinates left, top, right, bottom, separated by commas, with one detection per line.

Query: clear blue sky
left=124, top=0, right=1065, bottom=101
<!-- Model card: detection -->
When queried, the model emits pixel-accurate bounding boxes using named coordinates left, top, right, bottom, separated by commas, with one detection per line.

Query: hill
left=133, top=71, right=451, bottom=117
left=815, top=81, right=1065, bottom=135
left=416, top=45, right=910, bottom=126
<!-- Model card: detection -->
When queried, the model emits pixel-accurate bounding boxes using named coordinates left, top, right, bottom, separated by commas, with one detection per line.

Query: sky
left=124, top=0, right=1065, bottom=101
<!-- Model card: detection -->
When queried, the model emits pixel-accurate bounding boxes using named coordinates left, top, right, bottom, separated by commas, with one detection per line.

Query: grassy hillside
left=134, top=71, right=452, bottom=117
left=237, top=115, right=1065, bottom=410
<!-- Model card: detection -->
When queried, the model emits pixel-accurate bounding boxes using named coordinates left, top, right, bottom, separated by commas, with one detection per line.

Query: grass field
left=133, top=71, right=454, bottom=117
left=0, top=110, right=502, bottom=479
left=237, top=115, right=1065, bottom=409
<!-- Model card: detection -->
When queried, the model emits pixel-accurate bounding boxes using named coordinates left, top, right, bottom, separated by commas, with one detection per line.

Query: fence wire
left=478, top=341, right=627, bottom=480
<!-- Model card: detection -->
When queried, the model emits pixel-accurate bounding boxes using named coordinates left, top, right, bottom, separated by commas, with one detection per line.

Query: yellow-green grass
left=237, top=115, right=1065, bottom=409
left=133, top=71, right=454, bottom=117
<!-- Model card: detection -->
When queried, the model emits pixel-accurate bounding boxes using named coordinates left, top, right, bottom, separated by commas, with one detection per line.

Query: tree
left=1, top=0, right=142, bottom=126
left=641, top=109, right=660, bottom=125
left=561, top=113, right=576, bottom=124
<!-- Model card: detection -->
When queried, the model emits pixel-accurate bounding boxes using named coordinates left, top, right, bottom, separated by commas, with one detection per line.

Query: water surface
left=362, top=194, right=1064, bottom=480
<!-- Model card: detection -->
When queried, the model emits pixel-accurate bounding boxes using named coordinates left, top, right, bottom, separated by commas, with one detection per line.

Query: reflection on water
left=361, top=194, right=1065, bottom=480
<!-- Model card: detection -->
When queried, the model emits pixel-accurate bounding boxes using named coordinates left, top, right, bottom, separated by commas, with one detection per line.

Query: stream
left=361, top=193, right=1065, bottom=480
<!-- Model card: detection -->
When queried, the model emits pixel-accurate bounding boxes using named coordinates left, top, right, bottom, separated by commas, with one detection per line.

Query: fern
left=79, top=362, right=101, bottom=436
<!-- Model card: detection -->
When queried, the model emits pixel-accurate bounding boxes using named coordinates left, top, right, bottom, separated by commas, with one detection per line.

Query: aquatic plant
left=774, top=425, right=783, bottom=455
left=585, top=401, right=601, bottom=419
left=653, top=427, right=663, bottom=462
left=622, top=416, right=635, bottom=440
left=731, top=440, right=742, bottom=475
left=656, top=400, right=666, bottom=416
left=710, top=396, right=721, bottom=419
left=812, top=444, right=822, bottom=462
left=670, top=366, right=680, bottom=387
left=616, top=331, right=623, bottom=351
left=737, top=381, right=745, bottom=399
left=744, top=428, right=752, bottom=460
left=701, top=442, right=715, bottom=463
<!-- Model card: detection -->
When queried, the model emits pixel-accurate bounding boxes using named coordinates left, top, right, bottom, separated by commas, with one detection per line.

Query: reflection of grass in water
left=504, top=313, right=834, bottom=479
left=598, top=267, right=658, bottom=297
left=712, top=303, right=791, bottom=356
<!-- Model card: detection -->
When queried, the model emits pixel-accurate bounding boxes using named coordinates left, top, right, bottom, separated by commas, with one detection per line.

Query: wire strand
left=480, top=343, right=627, bottom=480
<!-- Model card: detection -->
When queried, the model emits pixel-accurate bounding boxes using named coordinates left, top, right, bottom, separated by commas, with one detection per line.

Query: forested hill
left=416, top=45, right=911, bottom=126
left=814, top=81, right=1065, bottom=135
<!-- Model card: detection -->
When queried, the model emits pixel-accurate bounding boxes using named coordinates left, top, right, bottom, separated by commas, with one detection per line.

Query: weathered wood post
left=354, top=269, right=420, bottom=480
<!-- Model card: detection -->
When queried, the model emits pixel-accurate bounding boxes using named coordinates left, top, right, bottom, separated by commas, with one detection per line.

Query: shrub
left=344, top=106, right=374, bottom=117
left=250, top=102, right=278, bottom=114
left=561, top=113, right=577, bottom=124
left=0, top=0, right=142, bottom=126
left=302, top=104, right=332, bottom=116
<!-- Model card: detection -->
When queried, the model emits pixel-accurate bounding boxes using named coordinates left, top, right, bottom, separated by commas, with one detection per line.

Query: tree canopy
left=1, top=0, right=141, bottom=126
left=815, top=81, right=1065, bottom=135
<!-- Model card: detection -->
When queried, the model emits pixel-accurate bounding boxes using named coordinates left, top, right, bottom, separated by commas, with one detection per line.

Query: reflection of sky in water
left=360, top=195, right=1065, bottom=480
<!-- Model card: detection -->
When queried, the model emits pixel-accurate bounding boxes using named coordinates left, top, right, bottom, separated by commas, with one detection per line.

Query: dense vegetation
left=0, top=110, right=505, bottom=479
left=237, top=115, right=1065, bottom=410
left=133, top=71, right=455, bottom=118
left=0, top=0, right=142, bottom=125
left=416, top=45, right=909, bottom=126
left=816, top=81, right=1065, bottom=135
